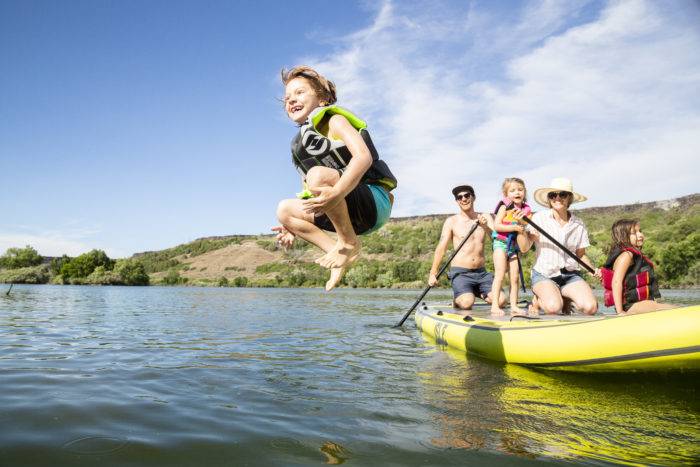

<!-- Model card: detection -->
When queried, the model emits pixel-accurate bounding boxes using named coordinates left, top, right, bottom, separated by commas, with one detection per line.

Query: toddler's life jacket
left=491, top=197, right=531, bottom=248
left=290, top=105, right=397, bottom=192
left=601, top=247, right=660, bottom=307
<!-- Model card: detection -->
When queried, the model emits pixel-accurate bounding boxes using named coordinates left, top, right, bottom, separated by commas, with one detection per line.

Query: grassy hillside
left=127, top=194, right=699, bottom=289
left=2, top=194, right=697, bottom=288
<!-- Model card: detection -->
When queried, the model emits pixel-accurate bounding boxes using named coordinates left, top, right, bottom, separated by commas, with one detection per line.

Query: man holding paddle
left=428, top=185, right=506, bottom=313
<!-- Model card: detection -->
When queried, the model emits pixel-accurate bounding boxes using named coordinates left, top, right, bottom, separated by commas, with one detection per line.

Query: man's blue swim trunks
left=448, top=267, right=494, bottom=300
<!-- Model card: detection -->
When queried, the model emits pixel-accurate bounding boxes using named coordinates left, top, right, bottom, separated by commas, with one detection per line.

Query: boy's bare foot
left=325, top=267, right=347, bottom=291
left=510, top=307, right=527, bottom=316
left=490, top=306, right=505, bottom=316
left=316, top=240, right=361, bottom=269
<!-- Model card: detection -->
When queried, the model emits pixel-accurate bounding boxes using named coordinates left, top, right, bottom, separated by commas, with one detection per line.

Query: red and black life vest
left=601, top=247, right=660, bottom=307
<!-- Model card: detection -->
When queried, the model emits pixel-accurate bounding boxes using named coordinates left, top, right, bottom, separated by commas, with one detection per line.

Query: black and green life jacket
left=290, top=105, right=397, bottom=191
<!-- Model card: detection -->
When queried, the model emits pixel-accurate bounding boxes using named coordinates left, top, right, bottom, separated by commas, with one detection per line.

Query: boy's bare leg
left=277, top=198, right=346, bottom=291
left=325, top=267, right=347, bottom=292
left=304, top=167, right=361, bottom=269
left=277, top=198, right=335, bottom=251
left=315, top=200, right=361, bottom=269
left=508, top=257, right=526, bottom=315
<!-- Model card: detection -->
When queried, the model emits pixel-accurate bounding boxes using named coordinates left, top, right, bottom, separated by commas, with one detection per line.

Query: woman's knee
left=577, top=298, right=598, bottom=315
left=539, top=295, right=563, bottom=314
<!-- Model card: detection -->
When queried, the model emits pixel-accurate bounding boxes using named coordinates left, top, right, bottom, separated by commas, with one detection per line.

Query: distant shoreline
left=1, top=194, right=698, bottom=289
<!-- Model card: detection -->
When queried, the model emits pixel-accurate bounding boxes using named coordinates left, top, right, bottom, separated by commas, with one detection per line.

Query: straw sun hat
left=533, top=177, right=588, bottom=208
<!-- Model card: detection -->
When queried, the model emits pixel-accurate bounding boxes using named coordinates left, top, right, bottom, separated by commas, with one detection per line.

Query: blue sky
left=2, top=0, right=699, bottom=258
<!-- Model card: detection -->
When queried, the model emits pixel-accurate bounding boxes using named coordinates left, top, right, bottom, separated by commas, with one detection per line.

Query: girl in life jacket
left=490, top=177, right=532, bottom=316
left=601, top=219, right=675, bottom=315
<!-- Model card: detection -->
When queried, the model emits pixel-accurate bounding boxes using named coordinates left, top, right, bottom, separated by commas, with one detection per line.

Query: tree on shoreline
left=0, top=246, right=42, bottom=269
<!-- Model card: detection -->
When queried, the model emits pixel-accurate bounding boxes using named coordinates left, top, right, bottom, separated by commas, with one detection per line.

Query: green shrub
left=162, top=270, right=185, bottom=285
left=0, top=264, right=50, bottom=284
left=392, top=261, right=420, bottom=283
left=85, top=266, right=123, bottom=285
left=0, top=245, right=43, bottom=269
left=50, top=255, right=71, bottom=274
left=115, top=260, right=150, bottom=286
left=60, top=250, right=114, bottom=279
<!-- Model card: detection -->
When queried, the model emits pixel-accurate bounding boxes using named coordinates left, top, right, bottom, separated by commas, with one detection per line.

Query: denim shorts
left=448, top=267, right=494, bottom=300
left=531, top=269, right=584, bottom=289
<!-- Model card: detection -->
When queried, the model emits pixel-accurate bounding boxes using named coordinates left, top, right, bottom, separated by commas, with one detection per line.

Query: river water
left=1, top=285, right=698, bottom=466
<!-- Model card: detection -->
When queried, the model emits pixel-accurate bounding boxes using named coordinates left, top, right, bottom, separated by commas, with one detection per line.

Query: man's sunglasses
left=547, top=191, right=572, bottom=199
left=455, top=193, right=472, bottom=201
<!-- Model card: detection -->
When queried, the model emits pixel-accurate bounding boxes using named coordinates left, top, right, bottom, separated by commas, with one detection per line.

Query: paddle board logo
left=435, top=322, right=448, bottom=347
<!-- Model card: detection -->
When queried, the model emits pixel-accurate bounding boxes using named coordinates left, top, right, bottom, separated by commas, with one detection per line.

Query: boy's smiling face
left=284, top=77, right=325, bottom=124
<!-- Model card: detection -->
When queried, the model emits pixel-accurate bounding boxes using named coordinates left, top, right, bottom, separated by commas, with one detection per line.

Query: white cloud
left=300, top=0, right=700, bottom=215
left=0, top=225, right=126, bottom=258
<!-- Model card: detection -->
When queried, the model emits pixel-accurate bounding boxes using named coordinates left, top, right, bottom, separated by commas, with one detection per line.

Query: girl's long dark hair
left=609, top=219, right=639, bottom=254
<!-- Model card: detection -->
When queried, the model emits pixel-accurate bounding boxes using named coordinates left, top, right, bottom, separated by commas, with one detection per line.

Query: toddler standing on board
left=272, top=66, right=397, bottom=291
left=601, top=219, right=675, bottom=315
left=490, top=178, right=531, bottom=316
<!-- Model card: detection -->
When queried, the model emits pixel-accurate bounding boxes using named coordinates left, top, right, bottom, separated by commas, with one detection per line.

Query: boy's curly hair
left=281, top=65, right=337, bottom=105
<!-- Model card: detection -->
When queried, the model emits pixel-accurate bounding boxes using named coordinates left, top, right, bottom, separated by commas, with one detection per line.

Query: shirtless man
left=428, top=185, right=506, bottom=313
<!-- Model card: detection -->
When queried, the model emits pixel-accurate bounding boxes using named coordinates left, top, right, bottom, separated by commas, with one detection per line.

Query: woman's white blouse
left=527, top=210, right=590, bottom=277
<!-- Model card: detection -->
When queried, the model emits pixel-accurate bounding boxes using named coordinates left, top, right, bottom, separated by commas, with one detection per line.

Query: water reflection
left=1, top=285, right=698, bottom=466
left=418, top=336, right=700, bottom=465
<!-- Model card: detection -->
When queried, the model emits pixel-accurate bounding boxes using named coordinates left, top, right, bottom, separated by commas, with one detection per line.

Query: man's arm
left=428, top=218, right=453, bottom=286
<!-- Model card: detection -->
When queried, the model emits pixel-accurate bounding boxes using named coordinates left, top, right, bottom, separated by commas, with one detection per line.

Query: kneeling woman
left=516, top=178, right=599, bottom=315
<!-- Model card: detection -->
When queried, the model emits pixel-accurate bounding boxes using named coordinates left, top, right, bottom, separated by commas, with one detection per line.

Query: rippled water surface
left=1, top=285, right=698, bottom=466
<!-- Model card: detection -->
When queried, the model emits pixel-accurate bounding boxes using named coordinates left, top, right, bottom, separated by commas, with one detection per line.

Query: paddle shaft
left=394, top=222, right=479, bottom=327
left=520, top=217, right=595, bottom=274
left=6, top=283, right=12, bottom=296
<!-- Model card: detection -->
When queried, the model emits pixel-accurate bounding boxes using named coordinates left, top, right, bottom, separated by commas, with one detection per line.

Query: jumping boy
left=428, top=185, right=506, bottom=313
left=273, top=66, right=397, bottom=291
